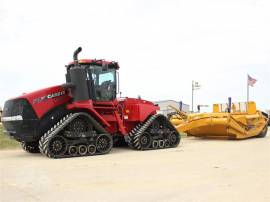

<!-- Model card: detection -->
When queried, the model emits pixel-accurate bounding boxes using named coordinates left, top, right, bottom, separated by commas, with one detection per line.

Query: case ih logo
left=33, top=91, right=65, bottom=104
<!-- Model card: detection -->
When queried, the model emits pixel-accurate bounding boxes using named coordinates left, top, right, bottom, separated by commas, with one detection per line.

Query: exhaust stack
left=73, top=47, right=82, bottom=64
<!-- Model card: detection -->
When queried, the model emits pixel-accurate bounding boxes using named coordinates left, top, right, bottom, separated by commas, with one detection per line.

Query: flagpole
left=246, top=74, right=257, bottom=112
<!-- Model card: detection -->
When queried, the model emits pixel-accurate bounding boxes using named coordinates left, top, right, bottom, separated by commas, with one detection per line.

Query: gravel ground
left=0, top=129, right=269, bottom=202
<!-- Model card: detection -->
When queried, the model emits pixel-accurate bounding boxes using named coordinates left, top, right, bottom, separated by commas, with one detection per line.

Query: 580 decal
left=33, top=91, right=66, bottom=104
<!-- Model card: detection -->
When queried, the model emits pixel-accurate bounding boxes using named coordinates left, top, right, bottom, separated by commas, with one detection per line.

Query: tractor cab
left=65, top=48, right=119, bottom=102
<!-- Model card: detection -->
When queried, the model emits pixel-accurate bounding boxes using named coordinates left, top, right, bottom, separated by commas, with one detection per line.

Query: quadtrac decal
left=33, top=91, right=66, bottom=104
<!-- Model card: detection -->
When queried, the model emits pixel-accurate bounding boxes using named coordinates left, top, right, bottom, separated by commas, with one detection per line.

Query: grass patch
left=0, top=123, right=20, bottom=150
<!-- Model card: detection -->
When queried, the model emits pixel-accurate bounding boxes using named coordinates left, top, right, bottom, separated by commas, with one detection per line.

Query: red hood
left=10, top=85, right=71, bottom=118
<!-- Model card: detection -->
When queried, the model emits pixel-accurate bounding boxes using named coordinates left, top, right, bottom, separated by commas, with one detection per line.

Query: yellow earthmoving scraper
left=170, top=100, right=268, bottom=139
left=167, top=105, right=188, bottom=126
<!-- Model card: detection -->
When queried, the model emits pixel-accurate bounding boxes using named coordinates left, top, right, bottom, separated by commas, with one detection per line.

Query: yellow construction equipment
left=170, top=101, right=269, bottom=139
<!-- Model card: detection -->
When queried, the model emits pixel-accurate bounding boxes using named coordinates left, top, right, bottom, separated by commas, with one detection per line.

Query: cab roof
left=68, top=59, right=120, bottom=69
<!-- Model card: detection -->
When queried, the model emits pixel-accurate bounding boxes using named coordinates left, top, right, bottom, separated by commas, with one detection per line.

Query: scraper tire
left=257, top=126, right=268, bottom=138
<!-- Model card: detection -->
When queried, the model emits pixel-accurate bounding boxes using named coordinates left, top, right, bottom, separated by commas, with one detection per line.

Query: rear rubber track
left=126, top=114, right=181, bottom=150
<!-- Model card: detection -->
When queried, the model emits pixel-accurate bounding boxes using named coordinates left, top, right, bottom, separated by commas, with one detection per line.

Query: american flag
left=247, top=74, right=257, bottom=87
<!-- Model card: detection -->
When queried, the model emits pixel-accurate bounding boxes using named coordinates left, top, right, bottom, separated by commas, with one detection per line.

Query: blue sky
left=0, top=0, right=269, bottom=111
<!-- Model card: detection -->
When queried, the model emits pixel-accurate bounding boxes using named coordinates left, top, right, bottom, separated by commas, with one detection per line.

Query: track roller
left=152, top=140, right=159, bottom=149
left=69, top=146, right=78, bottom=156
left=78, top=145, right=88, bottom=155
left=158, top=140, right=165, bottom=148
left=88, top=145, right=96, bottom=155
left=164, top=139, right=170, bottom=147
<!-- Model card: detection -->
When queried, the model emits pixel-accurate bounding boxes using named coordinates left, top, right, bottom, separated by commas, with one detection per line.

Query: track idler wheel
left=168, top=131, right=180, bottom=147
left=139, top=132, right=152, bottom=150
left=78, top=145, right=88, bottom=155
left=47, top=136, right=68, bottom=158
left=96, top=134, right=113, bottom=154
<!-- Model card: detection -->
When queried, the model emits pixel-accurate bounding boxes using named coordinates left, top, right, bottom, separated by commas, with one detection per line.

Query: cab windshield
left=86, top=65, right=116, bottom=101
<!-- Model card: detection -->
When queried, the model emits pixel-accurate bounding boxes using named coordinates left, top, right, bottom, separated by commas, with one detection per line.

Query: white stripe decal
left=1, top=115, right=23, bottom=121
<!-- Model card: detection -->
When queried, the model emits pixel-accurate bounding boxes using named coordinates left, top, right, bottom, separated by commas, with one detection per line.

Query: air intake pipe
left=68, top=47, right=90, bottom=101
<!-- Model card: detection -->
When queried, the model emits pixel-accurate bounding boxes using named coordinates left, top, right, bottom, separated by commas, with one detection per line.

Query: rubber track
left=21, top=142, right=40, bottom=153
left=39, top=112, right=112, bottom=158
left=127, top=114, right=180, bottom=150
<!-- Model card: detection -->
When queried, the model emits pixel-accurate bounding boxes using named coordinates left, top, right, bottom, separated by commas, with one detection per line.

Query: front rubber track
left=39, top=113, right=113, bottom=159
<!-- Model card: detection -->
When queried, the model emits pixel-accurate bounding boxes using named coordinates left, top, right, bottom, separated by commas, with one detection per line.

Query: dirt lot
left=1, top=130, right=269, bottom=202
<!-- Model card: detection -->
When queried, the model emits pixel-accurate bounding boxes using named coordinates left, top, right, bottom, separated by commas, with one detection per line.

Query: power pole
left=192, top=80, right=201, bottom=112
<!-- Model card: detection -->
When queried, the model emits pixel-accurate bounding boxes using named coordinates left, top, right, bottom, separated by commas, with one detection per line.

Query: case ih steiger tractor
left=2, top=47, right=180, bottom=158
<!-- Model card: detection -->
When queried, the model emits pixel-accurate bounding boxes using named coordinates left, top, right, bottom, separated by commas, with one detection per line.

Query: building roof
left=154, top=100, right=189, bottom=106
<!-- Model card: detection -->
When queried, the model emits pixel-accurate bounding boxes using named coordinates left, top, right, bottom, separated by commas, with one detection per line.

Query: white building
left=154, top=100, right=190, bottom=116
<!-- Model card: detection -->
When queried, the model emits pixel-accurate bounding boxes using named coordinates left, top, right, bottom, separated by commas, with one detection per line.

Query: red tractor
left=2, top=47, right=180, bottom=158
